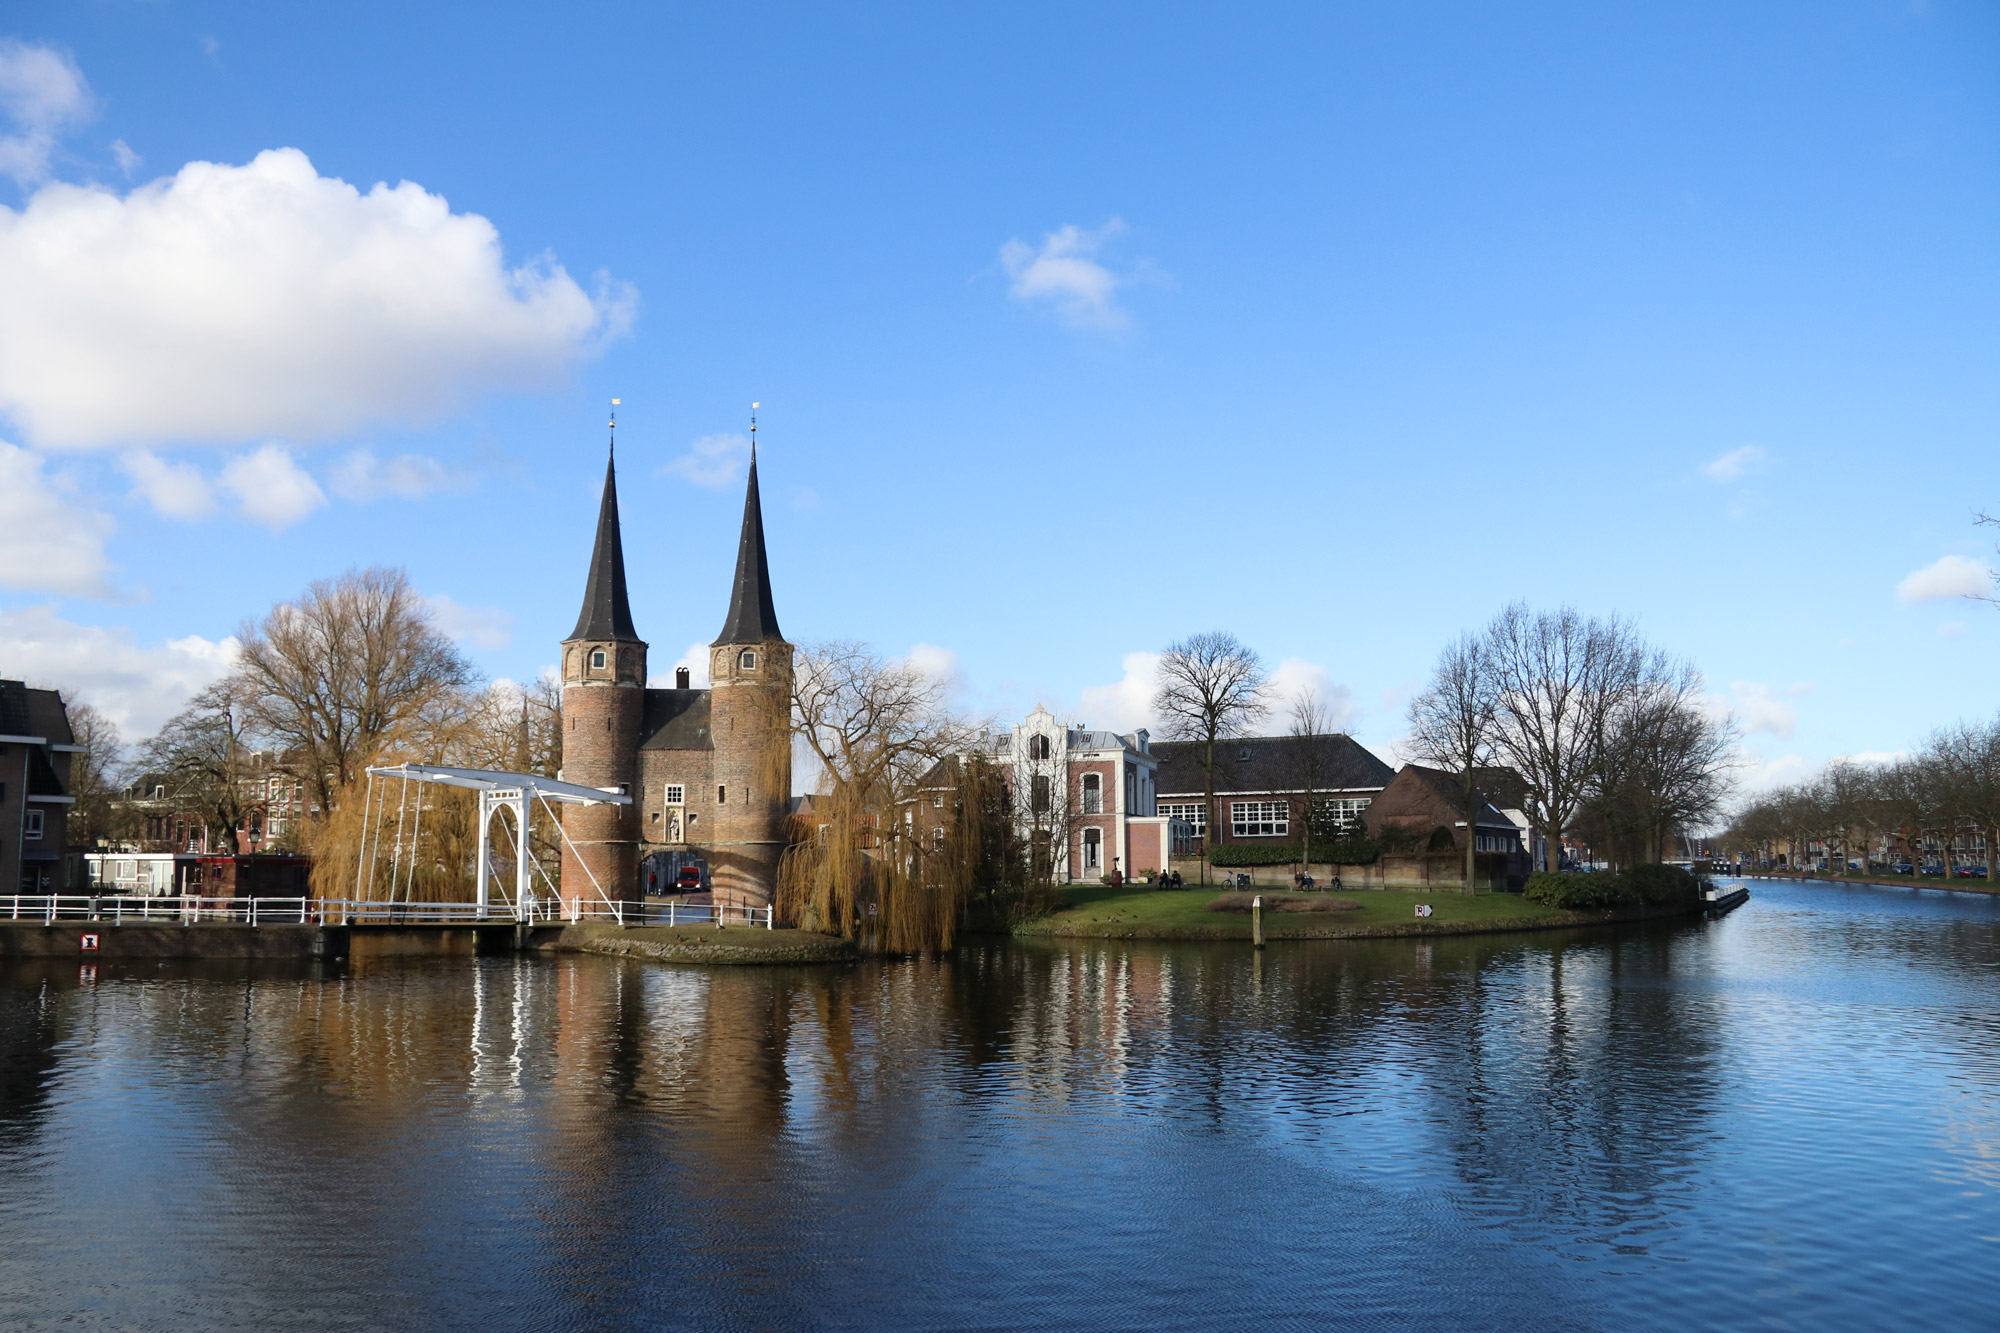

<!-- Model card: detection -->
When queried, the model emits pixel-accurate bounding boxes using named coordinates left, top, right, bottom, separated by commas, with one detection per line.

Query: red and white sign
left=79, top=932, right=101, bottom=952
left=1413, top=904, right=1433, bottom=919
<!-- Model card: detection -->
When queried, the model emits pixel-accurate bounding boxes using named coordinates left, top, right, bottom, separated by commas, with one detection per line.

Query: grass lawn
left=1013, top=883, right=1578, bottom=939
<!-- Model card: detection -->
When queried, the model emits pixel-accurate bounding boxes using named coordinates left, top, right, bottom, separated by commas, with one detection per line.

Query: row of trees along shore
left=55, top=569, right=1742, bottom=946
left=1719, top=718, right=2000, bottom=885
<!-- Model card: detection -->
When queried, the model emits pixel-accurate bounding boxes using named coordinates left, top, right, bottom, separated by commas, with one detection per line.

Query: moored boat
left=1703, top=882, right=1750, bottom=914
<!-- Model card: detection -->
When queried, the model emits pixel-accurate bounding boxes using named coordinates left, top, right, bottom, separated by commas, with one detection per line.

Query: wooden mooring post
left=1252, top=895, right=1265, bottom=949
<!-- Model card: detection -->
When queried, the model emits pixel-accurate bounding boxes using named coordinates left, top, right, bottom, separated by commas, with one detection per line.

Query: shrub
left=1210, top=842, right=1309, bottom=867
left=1523, top=871, right=1638, bottom=910
left=1325, top=838, right=1380, bottom=865
left=1624, top=863, right=1700, bottom=906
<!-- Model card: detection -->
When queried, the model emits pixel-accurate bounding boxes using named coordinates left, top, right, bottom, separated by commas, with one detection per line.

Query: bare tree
left=1584, top=660, right=1737, bottom=867
left=61, top=700, right=127, bottom=848
left=1485, top=603, right=1645, bottom=873
left=1153, top=632, right=1270, bottom=885
left=140, top=680, right=257, bottom=856
left=1406, top=632, right=1502, bottom=890
left=1929, top=716, right=2000, bottom=886
left=234, top=566, right=477, bottom=818
left=1286, top=690, right=1334, bottom=879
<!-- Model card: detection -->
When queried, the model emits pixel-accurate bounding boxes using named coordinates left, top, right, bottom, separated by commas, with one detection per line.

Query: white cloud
left=1266, top=657, right=1360, bottom=731
left=109, top=138, right=139, bottom=176
left=1000, top=219, right=1132, bottom=330
left=659, top=433, right=749, bottom=487
left=0, top=40, right=90, bottom=188
left=1896, top=554, right=1992, bottom=604
left=0, top=147, right=634, bottom=449
left=328, top=449, right=465, bottom=501
left=122, top=449, right=215, bottom=519
left=1838, top=749, right=1910, bottom=767
left=221, top=444, right=325, bottom=530
left=0, top=604, right=237, bottom=737
left=0, top=442, right=114, bottom=595
left=660, top=642, right=711, bottom=689
left=904, top=642, right=964, bottom=698
left=1701, top=445, right=1766, bottom=482
left=1727, top=680, right=1811, bottom=740
left=420, top=593, right=512, bottom=650
left=1736, top=751, right=1812, bottom=793
left=1078, top=651, right=1162, bottom=733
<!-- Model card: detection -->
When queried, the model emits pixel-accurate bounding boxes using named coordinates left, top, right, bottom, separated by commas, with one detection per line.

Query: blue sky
left=0, top=0, right=1995, bottom=794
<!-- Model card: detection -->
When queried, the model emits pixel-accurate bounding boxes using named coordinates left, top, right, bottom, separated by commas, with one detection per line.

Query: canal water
left=2, top=879, right=1996, bottom=1331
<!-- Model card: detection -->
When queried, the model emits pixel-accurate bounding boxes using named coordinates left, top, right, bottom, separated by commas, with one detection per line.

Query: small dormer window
left=739, top=650, right=757, bottom=670
left=591, top=650, right=606, bottom=670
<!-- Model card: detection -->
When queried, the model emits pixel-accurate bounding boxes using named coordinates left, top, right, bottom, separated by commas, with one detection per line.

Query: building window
left=1083, top=827, right=1102, bottom=870
left=1160, top=802, right=1207, bottom=837
left=665, top=784, right=684, bottom=805
left=717, top=785, right=726, bottom=804
left=933, top=794, right=943, bottom=808
left=1081, top=773, right=1102, bottom=813
left=1317, top=797, right=1370, bottom=834
left=591, top=650, right=606, bottom=670
left=739, top=650, right=757, bottom=670
left=1231, top=800, right=1289, bottom=837
left=1029, top=734, right=1052, bottom=760
left=1031, top=774, right=1053, bottom=814
left=932, top=826, right=945, bottom=850
left=24, top=809, right=44, bottom=840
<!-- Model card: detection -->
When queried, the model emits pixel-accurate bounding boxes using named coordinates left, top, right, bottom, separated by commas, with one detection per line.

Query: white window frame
left=1082, top=826, right=1102, bottom=870
left=739, top=649, right=757, bottom=669
left=665, top=784, right=685, bottom=805
left=24, top=809, right=44, bottom=840
left=1160, top=803, right=1207, bottom=836
left=1081, top=773, right=1102, bottom=814
left=1231, top=800, right=1290, bottom=838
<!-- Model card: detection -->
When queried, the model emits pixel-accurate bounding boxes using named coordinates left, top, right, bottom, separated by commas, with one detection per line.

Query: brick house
left=0, top=679, right=80, bottom=894
left=115, top=750, right=317, bottom=856
left=1151, top=733, right=1394, bottom=856
left=915, top=705, right=1173, bottom=882
left=1362, top=764, right=1535, bottom=886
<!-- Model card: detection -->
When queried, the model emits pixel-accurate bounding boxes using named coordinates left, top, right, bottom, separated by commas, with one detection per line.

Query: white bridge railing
left=1, top=895, right=776, bottom=930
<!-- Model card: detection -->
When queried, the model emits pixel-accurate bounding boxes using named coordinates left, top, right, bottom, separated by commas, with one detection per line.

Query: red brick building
left=557, top=443, right=792, bottom=911
left=1151, top=733, right=1394, bottom=856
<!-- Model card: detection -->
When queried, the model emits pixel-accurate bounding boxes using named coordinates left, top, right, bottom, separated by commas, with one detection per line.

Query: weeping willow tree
left=778, top=640, right=989, bottom=953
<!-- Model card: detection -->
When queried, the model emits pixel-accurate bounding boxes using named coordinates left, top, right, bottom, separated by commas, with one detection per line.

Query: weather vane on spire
left=609, top=398, right=620, bottom=456
left=750, top=401, right=759, bottom=461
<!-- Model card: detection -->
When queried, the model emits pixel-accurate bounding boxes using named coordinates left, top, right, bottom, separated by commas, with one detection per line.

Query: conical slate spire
left=567, top=449, right=640, bottom=642
left=713, top=449, right=784, bottom=645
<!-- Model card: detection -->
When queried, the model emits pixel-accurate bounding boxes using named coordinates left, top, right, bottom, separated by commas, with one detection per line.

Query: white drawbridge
left=357, top=763, right=632, bottom=920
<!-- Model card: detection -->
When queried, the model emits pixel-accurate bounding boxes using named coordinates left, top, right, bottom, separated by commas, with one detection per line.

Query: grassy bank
left=1007, top=884, right=1692, bottom=940
left=556, top=921, right=859, bottom=965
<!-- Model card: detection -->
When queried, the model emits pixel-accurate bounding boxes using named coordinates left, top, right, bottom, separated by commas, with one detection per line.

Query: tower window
left=591, top=650, right=606, bottom=670
left=739, top=650, right=757, bottom=670
left=665, top=785, right=684, bottom=805
left=717, top=785, right=726, bottom=804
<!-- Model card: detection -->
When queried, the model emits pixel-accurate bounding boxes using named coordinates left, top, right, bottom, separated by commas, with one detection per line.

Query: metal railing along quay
left=2, top=895, right=777, bottom=930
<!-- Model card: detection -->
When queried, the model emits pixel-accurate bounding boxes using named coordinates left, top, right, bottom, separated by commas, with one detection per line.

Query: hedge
left=1206, top=841, right=1380, bottom=867
left=1523, top=865, right=1702, bottom=911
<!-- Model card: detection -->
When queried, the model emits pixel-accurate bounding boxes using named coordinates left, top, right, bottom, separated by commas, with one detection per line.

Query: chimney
left=675, top=666, right=691, bottom=690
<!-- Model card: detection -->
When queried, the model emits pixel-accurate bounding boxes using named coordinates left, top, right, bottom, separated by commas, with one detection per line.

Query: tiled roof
left=1153, top=733, right=1393, bottom=797
left=638, top=689, right=712, bottom=751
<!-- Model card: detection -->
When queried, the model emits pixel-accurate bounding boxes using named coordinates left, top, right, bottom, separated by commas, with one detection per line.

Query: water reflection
left=2, top=880, right=1997, bottom=1329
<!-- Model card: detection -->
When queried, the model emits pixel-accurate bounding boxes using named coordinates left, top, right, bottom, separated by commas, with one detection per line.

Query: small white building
left=965, top=706, right=1173, bottom=882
